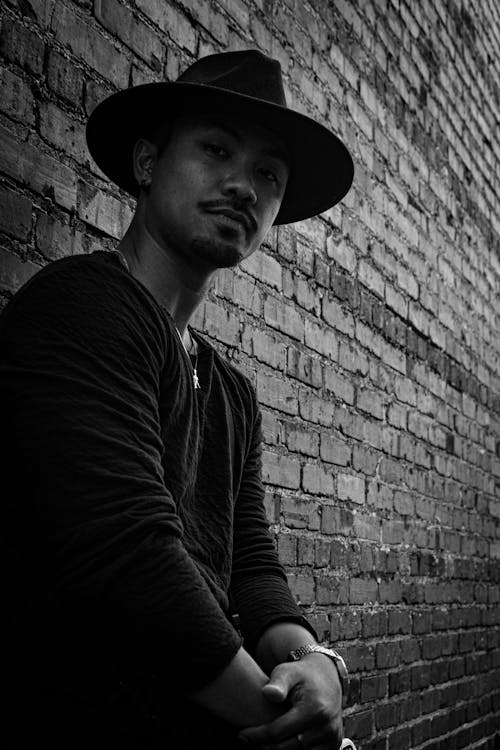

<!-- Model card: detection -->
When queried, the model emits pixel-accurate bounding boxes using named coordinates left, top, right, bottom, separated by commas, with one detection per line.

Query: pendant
left=193, top=369, right=200, bottom=390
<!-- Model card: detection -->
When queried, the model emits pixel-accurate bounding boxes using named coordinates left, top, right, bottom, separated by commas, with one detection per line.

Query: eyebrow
left=200, top=118, right=290, bottom=167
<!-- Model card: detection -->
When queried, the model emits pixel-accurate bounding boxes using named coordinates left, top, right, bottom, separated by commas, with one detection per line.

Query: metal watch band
left=287, top=644, right=349, bottom=703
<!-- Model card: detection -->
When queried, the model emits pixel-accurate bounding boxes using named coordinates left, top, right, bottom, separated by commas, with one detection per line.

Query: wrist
left=286, top=643, right=349, bottom=705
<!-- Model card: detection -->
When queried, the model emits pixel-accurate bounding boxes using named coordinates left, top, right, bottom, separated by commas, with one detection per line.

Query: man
left=0, top=51, right=354, bottom=749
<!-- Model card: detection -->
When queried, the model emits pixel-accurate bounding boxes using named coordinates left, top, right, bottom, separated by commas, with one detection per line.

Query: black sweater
left=0, top=251, right=314, bottom=744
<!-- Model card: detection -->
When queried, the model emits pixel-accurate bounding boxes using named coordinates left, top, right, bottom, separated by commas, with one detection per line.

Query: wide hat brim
left=86, top=81, right=354, bottom=225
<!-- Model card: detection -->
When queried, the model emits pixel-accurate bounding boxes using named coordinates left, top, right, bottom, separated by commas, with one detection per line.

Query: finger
left=238, top=705, right=314, bottom=745
left=262, top=681, right=288, bottom=703
left=263, top=664, right=298, bottom=703
left=261, top=723, right=342, bottom=750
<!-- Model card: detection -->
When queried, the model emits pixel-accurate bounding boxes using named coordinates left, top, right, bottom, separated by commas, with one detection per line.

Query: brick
left=47, top=50, right=85, bottom=106
left=297, top=535, right=314, bottom=566
left=320, top=434, right=350, bottom=465
left=0, top=248, right=39, bottom=293
left=320, top=505, right=354, bottom=535
left=181, top=0, right=228, bottom=44
left=299, top=390, right=335, bottom=426
left=339, top=340, right=369, bottom=375
left=353, top=513, right=380, bottom=542
left=388, top=402, right=407, bottom=429
left=357, top=387, right=385, bottom=419
left=40, top=103, right=88, bottom=162
left=322, top=297, right=355, bottom=336
left=232, top=274, right=263, bottom=317
left=361, top=674, right=387, bottom=702
left=304, top=317, right=339, bottom=358
left=277, top=533, right=297, bottom=565
left=302, top=462, right=334, bottom=496
left=388, top=611, right=412, bottom=634
left=202, top=301, right=240, bottom=346
left=0, top=17, right=44, bottom=74
left=257, top=371, right=298, bottom=415
left=281, top=496, right=319, bottom=530
left=376, top=700, right=400, bottom=730
left=314, top=538, right=331, bottom=567
left=350, top=578, right=378, bottom=605
left=0, top=126, right=77, bottom=210
left=413, top=610, right=432, bottom=634
left=286, top=347, right=322, bottom=388
left=377, top=641, right=401, bottom=668
left=295, top=275, right=320, bottom=313
left=262, top=451, right=300, bottom=489
left=346, top=90, right=373, bottom=139
left=287, top=573, right=314, bottom=605
left=359, top=259, right=385, bottom=298
left=329, top=538, right=347, bottom=568
left=363, top=610, right=388, bottom=638
left=326, top=235, right=357, bottom=272
left=379, top=580, right=403, bottom=603
left=35, top=213, right=75, bottom=260
left=261, top=409, right=280, bottom=446
left=285, top=425, right=319, bottom=457
left=0, top=67, right=35, bottom=125
left=323, top=368, right=355, bottom=404
left=135, top=0, right=197, bottom=53
left=337, top=473, right=365, bottom=504
left=0, top=186, right=31, bottom=240
left=250, top=329, right=286, bottom=370
left=95, top=0, right=163, bottom=68
left=316, top=576, right=349, bottom=605
left=393, top=490, right=415, bottom=516
left=264, top=295, right=304, bottom=341
left=344, top=710, right=374, bottom=741
left=381, top=520, right=405, bottom=545
left=78, top=183, right=134, bottom=239
left=341, top=609, right=363, bottom=639
left=241, top=248, right=282, bottom=292
left=367, top=482, right=393, bottom=511
left=52, top=4, right=129, bottom=87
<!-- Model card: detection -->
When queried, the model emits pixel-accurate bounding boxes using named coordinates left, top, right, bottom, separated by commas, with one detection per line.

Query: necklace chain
left=111, top=249, right=201, bottom=390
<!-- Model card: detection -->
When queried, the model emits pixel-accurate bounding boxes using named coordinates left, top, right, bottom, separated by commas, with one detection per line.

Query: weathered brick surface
left=1, top=0, right=499, bottom=747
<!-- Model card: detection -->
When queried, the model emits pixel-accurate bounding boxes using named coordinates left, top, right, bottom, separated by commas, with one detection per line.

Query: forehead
left=172, top=112, right=290, bottom=165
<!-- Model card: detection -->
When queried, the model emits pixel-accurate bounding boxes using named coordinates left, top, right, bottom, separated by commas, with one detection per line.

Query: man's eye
left=259, top=168, right=279, bottom=184
left=204, top=143, right=228, bottom=157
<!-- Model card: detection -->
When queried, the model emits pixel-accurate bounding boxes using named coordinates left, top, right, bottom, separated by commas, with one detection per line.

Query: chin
left=190, top=236, right=245, bottom=269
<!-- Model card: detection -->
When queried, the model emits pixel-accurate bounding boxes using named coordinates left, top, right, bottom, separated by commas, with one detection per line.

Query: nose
left=220, top=161, right=257, bottom=205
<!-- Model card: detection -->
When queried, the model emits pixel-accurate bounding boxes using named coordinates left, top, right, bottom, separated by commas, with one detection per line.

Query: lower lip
left=208, top=212, right=247, bottom=233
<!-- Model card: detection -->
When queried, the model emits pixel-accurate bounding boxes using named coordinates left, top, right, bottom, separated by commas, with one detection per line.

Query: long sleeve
left=0, top=254, right=241, bottom=692
left=229, top=387, right=317, bottom=655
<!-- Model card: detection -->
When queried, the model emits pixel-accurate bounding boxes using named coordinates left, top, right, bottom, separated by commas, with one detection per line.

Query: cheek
left=258, top=194, right=282, bottom=230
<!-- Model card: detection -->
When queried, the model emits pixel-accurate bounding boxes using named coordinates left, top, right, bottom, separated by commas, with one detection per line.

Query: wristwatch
left=287, top=644, right=349, bottom=705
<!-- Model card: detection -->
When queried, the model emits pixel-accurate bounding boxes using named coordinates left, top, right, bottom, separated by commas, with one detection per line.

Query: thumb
left=262, top=666, right=294, bottom=703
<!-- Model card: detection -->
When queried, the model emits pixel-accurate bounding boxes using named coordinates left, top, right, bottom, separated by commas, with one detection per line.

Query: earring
left=140, top=174, right=151, bottom=189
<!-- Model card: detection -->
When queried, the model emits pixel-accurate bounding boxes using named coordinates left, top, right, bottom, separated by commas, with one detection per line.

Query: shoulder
left=0, top=251, right=174, bottom=360
left=4, top=251, right=159, bottom=312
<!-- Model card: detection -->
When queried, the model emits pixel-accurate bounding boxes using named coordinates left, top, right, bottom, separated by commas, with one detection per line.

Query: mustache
left=201, top=200, right=257, bottom=232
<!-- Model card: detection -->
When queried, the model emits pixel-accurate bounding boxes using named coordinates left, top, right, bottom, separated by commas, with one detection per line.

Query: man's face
left=140, top=113, right=290, bottom=270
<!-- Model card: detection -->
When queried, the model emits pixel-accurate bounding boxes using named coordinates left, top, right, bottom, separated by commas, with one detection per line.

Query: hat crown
left=177, top=50, right=287, bottom=107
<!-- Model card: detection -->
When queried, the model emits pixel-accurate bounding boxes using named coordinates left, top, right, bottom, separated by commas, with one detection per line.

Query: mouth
left=204, top=207, right=253, bottom=234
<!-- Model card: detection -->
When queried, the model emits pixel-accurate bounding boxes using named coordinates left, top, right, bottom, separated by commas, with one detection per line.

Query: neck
left=116, top=203, right=214, bottom=337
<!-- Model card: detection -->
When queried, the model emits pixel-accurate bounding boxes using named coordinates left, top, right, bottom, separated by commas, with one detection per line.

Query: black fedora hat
left=86, top=50, right=354, bottom=225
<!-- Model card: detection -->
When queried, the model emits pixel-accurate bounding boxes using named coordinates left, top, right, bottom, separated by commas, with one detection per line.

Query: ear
left=132, top=138, right=158, bottom=190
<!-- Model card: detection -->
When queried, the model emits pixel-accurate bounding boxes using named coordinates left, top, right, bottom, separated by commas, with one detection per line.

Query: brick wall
left=1, top=0, right=499, bottom=747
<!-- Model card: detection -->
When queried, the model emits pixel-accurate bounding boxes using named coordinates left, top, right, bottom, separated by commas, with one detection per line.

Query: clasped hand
left=238, top=653, right=343, bottom=750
